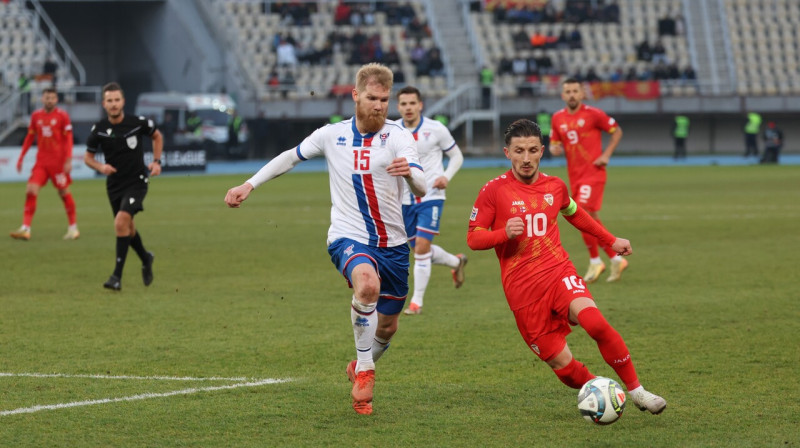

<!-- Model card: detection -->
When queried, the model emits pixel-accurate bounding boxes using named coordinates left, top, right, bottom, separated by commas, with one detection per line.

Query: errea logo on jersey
left=336, top=136, right=347, bottom=146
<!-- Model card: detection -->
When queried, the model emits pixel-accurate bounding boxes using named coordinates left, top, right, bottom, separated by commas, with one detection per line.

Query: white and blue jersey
left=395, top=116, right=457, bottom=205
left=296, top=118, right=422, bottom=248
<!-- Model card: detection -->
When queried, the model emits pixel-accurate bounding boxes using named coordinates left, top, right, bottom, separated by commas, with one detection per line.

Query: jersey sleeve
left=140, top=116, right=158, bottom=136
left=295, top=125, right=327, bottom=160
left=435, top=121, right=457, bottom=152
left=549, top=113, right=562, bottom=143
left=395, top=127, right=422, bottom=170
left=469, top=183, right=497, bottom=231
left=85, top=125, right=99, bottom=152
left=593, top=108, right=618, bottom=133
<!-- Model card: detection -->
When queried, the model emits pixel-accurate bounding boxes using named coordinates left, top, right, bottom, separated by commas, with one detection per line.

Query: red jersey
left=25, top=108, right=73, bottom=166
left=549, top=104, right=618, bottom=185
left=468, top=171, right=574, bottom=310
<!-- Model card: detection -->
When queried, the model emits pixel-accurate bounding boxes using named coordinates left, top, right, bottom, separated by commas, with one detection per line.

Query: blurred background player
left=395, top=85, right=467, bottom=316
left=84, top=82, right=162, bottom=291
left=224, top=63, right=425, bottom=415
left=10, top=87, right=79, bottom=241
left=467, top=119, right=666, bottom=415
left=549, top=78, right=625, bottom=283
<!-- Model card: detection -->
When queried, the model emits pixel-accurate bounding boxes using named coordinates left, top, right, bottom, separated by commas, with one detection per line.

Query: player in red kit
left=10, top=88, right=79, bottom=241
left=549, top=78, right=625, bottom=283
left=467, top=119, right=666, bottom=414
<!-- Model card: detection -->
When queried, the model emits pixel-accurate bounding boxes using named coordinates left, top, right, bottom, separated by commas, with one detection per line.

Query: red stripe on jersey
left=363, top=137, right=373, bottom=147
left=362, top=174, right=388, bottom=247
left=412, top=132, right=418, bottom=141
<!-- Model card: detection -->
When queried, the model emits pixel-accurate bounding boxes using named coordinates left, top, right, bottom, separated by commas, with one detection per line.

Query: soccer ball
left=577, top=377, right=626, bottom=425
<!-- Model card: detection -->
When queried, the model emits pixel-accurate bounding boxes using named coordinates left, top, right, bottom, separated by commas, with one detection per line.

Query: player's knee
left=577, top=307, right=617, bottom=342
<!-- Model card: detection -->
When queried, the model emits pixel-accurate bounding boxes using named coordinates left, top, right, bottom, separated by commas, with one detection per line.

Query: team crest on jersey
left=126, top=136, right=138, bottom=149
left=544, top=194, right=553, bottom=206
left=578, top=118, right=585, bottom=127
left=336, top=136, right=347, bottom=146
left=470, top=207, right=478, bottom=221
left=379, top=133, right=389, bottom=147
left=50, top=119, right=57, bottom=125
left=423, top=131, right=431, bottom=141
left=344, top=244, right=354, bottom=257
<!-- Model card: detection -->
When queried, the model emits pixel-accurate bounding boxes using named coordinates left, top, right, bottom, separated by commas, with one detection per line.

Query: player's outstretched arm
left=225, top=148, right=302, bottom=208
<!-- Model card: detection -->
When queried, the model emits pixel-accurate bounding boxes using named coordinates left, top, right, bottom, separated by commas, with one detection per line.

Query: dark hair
left=396, top=85, right=422, bottom=101
left=102, top=82, right=124, bottom=97
left=562, top=77, right=581, bottom=85
left=42, top=87, right=57, bottom=95
left=504, top=119, right=542, bottom=145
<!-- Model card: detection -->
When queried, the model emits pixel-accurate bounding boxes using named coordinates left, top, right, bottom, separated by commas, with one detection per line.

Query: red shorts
left=511, top=263, right=593, bottom=362
left=571, top=181, right=605, bottom=213
left=29, top=163, right=71, bottom=190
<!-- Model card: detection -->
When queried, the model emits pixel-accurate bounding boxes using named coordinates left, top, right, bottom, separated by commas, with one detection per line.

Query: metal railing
left=25, top=0, right=86, bottom=85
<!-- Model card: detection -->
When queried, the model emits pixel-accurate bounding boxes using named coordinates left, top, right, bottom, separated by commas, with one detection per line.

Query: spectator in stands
left=334, top=1, right=351, bottom=25
left=410, top=40, right=427, bottom=65
left=513, top=27, right=530, bottom=51
left=267, top=70, right=280, bottom=91
left=569, top=26, right=583, bottom=49
left=636, top=39, right=652, bottom=62
left=625, top=66, right=638, bottom=81
left=276, top=38, right=298, bottom=67
left=530, top=30, right=548, bottom=48
left=667, top=62, right=681, bottom=80
left=493, top=2, right=507, bottom=23
left=384, top=45, right=401, bottom=66
left=392, top=64, right=406, bottom=85
left=556, top=29, right=570, bottom=49
left=651, top=40, right=668, bottom=64
left=43, top=57, right=57, bottom=87
left=761, top=121, right=783, bottom=164
left=603, top=1, right=620, bottom=23
left=406, top=17, right=430, bottom=40
left=658, top=14, right=676, bottom=36
left=427, top=48, right=445, bottom=77
left=609, top=68, right=624, bottom=81
left=498, top=56, right=513, bottom=75
left=512, top=55, right=528, bottom=76
left=681, top=65, right=697, bottom=83
left=585, top=67, right=601, bottom=82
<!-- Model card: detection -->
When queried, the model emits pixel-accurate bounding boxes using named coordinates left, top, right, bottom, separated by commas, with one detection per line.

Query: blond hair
left=355, top=63, right=393, bottom=93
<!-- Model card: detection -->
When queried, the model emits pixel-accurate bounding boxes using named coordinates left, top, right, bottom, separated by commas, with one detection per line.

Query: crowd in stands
left=473, top=0, right=622, bottom=25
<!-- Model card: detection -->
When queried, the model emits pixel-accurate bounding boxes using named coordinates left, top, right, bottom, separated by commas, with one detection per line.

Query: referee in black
left=84, top=82, right=163, bottom=291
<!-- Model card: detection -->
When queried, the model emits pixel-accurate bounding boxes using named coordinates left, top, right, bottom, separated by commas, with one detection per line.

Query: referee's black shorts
left=108, top=185, right=148, bottom=217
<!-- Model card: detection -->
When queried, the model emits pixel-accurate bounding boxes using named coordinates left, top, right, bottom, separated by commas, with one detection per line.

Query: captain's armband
left=560, top=198, right=578, bottom=216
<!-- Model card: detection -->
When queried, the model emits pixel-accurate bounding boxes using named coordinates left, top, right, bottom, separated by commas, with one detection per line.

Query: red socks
left=553, top=358, right=595, bottom=389
left=577, top=307, right=641, bottom=390
left=23, top=193, right=37, bottom=227
left=61, top=192, right=77, bottom=225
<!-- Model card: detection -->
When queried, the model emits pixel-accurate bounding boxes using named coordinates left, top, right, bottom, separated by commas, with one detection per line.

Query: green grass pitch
left=1, top=164, right=798, bottom=447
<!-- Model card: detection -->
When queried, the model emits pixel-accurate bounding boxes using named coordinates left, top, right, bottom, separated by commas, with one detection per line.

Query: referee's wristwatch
left=153, top=158, right=162, bottom=165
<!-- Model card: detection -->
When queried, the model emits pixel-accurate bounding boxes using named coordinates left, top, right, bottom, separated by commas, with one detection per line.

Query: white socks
left=351, top=296, right=377, bottom=371
left=410, top=252, right=432, bottom=307
left=431, top=244, right=460, bottom=268
left=372, top=336, right=390, bottom=362
left=590, top=257, right=603, bottom=264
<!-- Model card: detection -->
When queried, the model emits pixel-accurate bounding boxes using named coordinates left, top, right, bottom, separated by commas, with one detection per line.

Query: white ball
left=577, top=377, right=626, bottom=425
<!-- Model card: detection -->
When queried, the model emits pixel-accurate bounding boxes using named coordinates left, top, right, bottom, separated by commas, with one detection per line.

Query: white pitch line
left=0, top=378, right=291, bottom=417
left=0, top=372, right=254, bottom=382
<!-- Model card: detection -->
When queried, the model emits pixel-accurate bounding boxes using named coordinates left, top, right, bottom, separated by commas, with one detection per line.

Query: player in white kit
left=395, top=86, right=467, bottom=316
left=225, top=64, right=426, bottom=416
